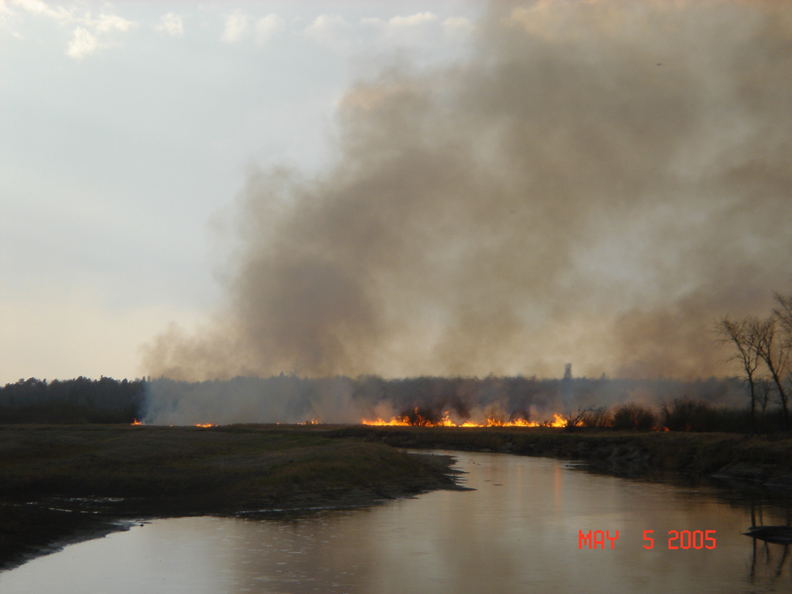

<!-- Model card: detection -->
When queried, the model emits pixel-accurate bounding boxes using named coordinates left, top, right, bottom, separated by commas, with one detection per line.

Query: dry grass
left=0, top=424, right=461, bottom=570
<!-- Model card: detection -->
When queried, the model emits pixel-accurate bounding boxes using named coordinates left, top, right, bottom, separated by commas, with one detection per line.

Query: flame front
left=362, top=409, right=568, bottom=428
left=361, top=416, right=412, bottom=426
left=135, top=414, right=566, bottom=429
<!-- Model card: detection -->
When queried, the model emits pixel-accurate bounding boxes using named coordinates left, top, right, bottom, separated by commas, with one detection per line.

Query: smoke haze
left=142, top=375, right=745, bottom=426
left=142, top=0, right=792, bottom=384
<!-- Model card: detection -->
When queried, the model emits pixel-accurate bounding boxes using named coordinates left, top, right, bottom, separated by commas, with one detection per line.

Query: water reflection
left=744, top=503, right=792, bottom=585
left=1, top=451, right=791, bottom=594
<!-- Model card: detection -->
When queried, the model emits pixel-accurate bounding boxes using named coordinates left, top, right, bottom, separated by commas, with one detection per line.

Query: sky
left=0, top=0, right=481, bottom=384
left=2, top=0, right=792, bottom=385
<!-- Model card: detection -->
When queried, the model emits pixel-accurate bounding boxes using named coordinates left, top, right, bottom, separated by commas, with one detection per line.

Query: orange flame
left=361, top=416, right=411, bottom=426
left=131, top=419, right=142, bottom=426
left=362, top=411, right=567, bottom=428
left=195, top=423, right=214, bottom=428
left=549, top=413, right=566, bottom=428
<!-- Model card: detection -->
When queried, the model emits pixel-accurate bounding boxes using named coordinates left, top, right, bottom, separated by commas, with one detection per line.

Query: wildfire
left=549, top=413, right=567, bottom=428
left=131, top=419, right=142, bottom=426
left=361, top=410, right=567, bottom=428
left=362, top=416, right=412, bottom=426
left=195, top=423, right=214, bottom=428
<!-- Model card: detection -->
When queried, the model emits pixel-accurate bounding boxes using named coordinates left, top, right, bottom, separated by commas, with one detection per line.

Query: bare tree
left=756, top=377, right=773, bottom=423
left=716, top=316, right=762, bottom=429
left=754, top=315, right=791, bottom=430
left=773, top=292, right=792, bottom=428
left=563, top=406, right=597, bottom=430
left=773, top=292, right=792, bottom=337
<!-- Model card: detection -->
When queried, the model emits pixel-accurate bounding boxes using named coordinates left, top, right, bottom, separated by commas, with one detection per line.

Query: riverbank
left=332, top=425, right=792, bottom=488
left=0, top=424, right=462, bottom=571
left=4, top=424, right=792, bottom=572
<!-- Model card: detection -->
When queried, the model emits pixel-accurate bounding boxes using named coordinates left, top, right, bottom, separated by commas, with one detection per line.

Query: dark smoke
left=143, top=0, right=792, bottom=387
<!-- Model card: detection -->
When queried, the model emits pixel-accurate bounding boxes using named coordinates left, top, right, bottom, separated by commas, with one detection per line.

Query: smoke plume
left=143, top=0, right=792, bottom=384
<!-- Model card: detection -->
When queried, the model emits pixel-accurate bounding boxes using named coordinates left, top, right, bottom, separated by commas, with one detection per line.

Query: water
left=1, top=451, right=790, bottom=594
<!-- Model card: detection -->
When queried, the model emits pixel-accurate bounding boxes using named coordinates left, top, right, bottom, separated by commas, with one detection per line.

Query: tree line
left=0, top=377, right=145, bottom=424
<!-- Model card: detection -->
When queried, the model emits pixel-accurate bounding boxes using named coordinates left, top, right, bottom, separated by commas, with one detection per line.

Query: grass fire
left=362, top=408, right=566, bottom=428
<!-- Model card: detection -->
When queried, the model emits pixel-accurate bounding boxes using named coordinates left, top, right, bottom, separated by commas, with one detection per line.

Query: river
left=1, top=451, right=790, bottom=594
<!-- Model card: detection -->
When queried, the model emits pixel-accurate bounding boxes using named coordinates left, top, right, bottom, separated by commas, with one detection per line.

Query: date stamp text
left=578, top=530, right=716, bottom=550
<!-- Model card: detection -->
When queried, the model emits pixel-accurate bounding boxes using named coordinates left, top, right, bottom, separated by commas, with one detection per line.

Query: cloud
left=0, top=0, right=12, bottom=26
left=155, top=12, right=183, bottom=37
left=9, top=0, right=133, bottom=31
left=442, top=16, right=475, bottom=34
left=221, top=9, right=248, bottom=43
left=255, top=13, right=285, bottom=45
left=10, top=0, right=70, bottom=21
left=301, top=13, right=353, bottom=52
left=66, top=26, right=97, bottom=58
left=84, top=12, right=134, bottom=32
left=355, top=11, right=475, bottom=55
left=388, top=12, right=438, bottom=28
left=219, top=11, right=285, bottom=45
left=304, top=11, right=473, bottom=56
left=12, top=0, right=52, bottom=15
left=362, top=12, right=439, bottom=32
left=11, top=0, right=47, bottom=12
left=62, top=13, right=135, bottom=59
left=6, top=0, right=136, bottom=57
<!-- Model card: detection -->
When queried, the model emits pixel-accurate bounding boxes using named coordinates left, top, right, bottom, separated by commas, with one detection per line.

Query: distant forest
left=0, top=377, right=145, bottom=424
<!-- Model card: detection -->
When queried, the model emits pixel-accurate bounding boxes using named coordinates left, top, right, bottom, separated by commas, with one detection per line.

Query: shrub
left=580, top=407, right=612, bottom=428
left=612, top=403, right=657, bottom=430
left=659, top=397, right=783, bottom=433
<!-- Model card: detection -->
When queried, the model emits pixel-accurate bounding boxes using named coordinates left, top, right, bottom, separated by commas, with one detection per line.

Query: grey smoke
left=141, top=375, right=746, bottom=426
left=143, top=0, right=792, bottom=385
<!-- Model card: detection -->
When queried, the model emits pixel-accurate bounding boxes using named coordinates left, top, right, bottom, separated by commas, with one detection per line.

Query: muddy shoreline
left=0, top=424, right=463, bottom=571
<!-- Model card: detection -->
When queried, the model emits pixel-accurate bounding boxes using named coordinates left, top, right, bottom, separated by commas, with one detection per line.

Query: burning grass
left=361, top=408, right=566, bottom=428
